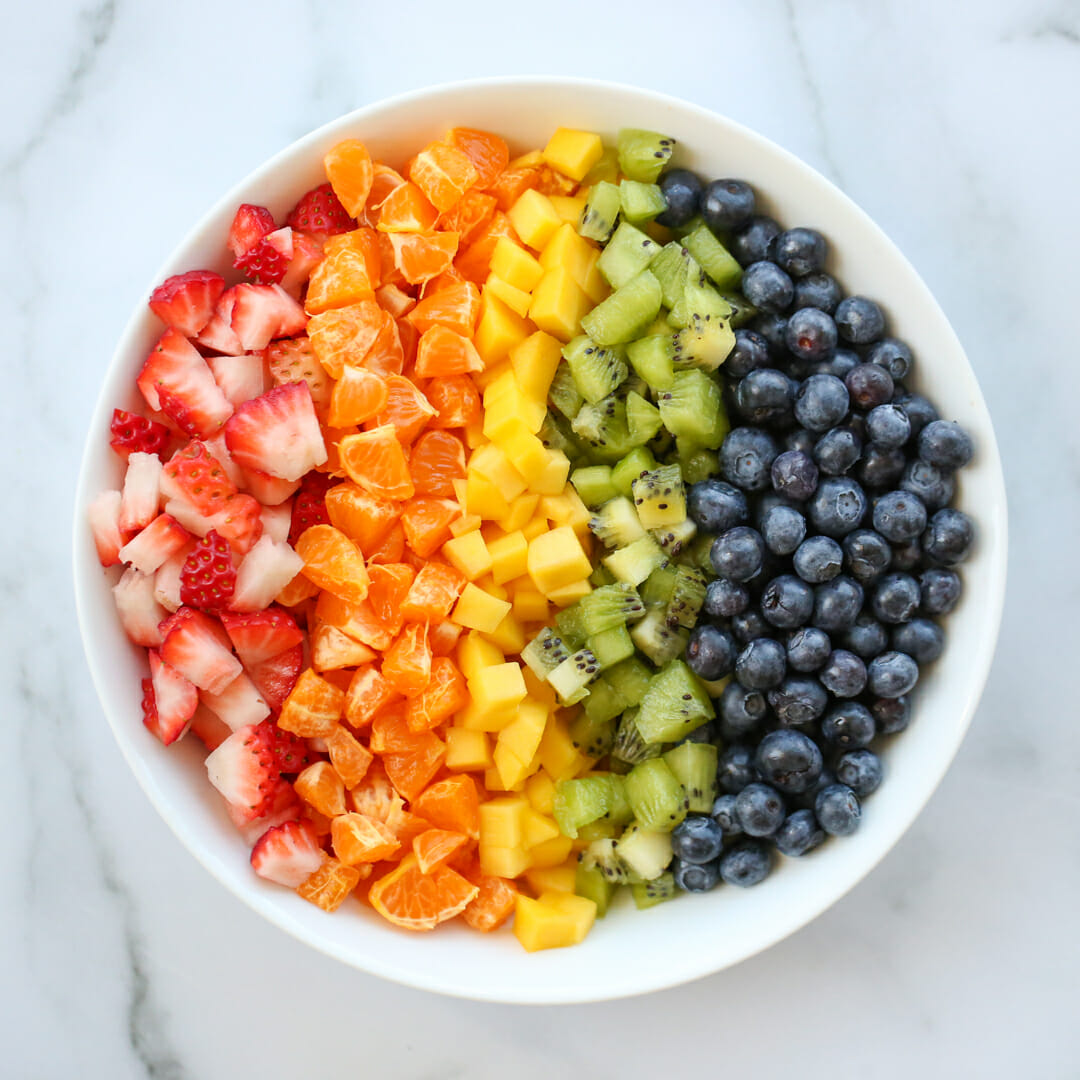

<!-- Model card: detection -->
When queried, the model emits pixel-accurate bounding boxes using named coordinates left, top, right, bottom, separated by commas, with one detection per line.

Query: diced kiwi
left=639, top=564, right=678, bottom=609
left=650, top=517, right=698, bottom=559
left=680, top=222, right=743, bottom=291
left=521, top=626, right=571, bottom=680
left=563, top=335, right=628, bottom=404
left=589, top=563, right=616, bottom=588
left=554, top=605, right=588, bottom=650
left=605, top=774, right=635, bottom=827
left=626, top=390, right=663, bottom=446
left=604, top=656, right=654, bottom=708
left=588, top=495, right=646, bottom=548
left=611, top=707, right=661, bottom=765
left=597, top=221, right=662, bottom=289
left=636, top=659, right=715, bottom=744
left=588, top=624, right=636, bottom=669
left=673, top=283, right=736, bottom=373
left=582, top=837, right=634, bottom=884
left=619, top=179, right=667, bottom=225
left=611, top=445, right=658, bottom=497
left=540, top=412, right=587, bottom=463
left=547, top=646, right=601, bottom=704
left=571, top=464, right=617, bottom=508
left=631, top=872, right=677, bottom=909
left=571, top=396, right=635, bottom=462
left=658, top=369, right=730, bottom=449
left=681, top=448, right=720, bottom=485
left=631, top=463, right=686, bottom=529
left=616, top=821, right=674, bottom=880
left=617, top=129, right=676, bottom=184
left=626, top=333, right=676, bottom=391
left=548, top=361, right=585, bottom=420
left=665, top=564, right=708, bottom=629
left=650, top=242, right=701, bottom=310
left=578, top=583, right=646, bottom=634
left=630, top=607, right=689, bottom=666
left=603, top=534, right=667, bottom=586
left=577, top=817, right=619, bottom=843
left=570, top=706, right=617, bottom=758
left=582, top=146, right=620, bottom=186
left=578, top=180, right=621, bottom=243
left=580, top=270, right=664, bottom=346
left=664, top=742, right=719, bottom=813
left=553, top=777, right=614, bottom=838
left=719, top=290, right=757, bottom=327
left=575, top=862, right=617, bottom=917
left=686, top=533, right=716, bottom=572
left=624, top=757, right=689, bottom=831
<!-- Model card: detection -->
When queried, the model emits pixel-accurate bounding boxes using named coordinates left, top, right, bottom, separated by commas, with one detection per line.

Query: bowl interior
left=74, top=78, right=1007, bottom=1003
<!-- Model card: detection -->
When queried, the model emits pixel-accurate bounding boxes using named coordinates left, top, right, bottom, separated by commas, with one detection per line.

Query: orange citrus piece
left=486, top=166, right=541, bottom=211
left=438, top=189, right=497, bottom=245
left=412, top=828, right=470, bottom=874
left=294, top=760, right=347, bottom=817
left=326, top=725, right=374, bottom=788
left=400, top=497, right=460, bottom=558
left=314, top=591, right=394, bottom=651
left=447, top=127, right=509, bottom=190
left=278, top=668, right=344, bottom=737
left=383, top=735, right=447, bottom=803
left=377, top=181, right=438, bottom=233
left=425, top=374, right=481, bottom=429
left=462, top=874, right=518, bottom=932
left=412, top=775, right=481, bottom=838
left=368, top=375, right=436, bottom=445
left=324, top=482, right=400, bottom=553
left=328, top=366, right=388, bottom=427
left=408, top=140, right=479, bottom=212
left=304, top=232, right=380, bottom=315
left=339, top=426, right=415, bottom=500
left=414, top=325, right=482, bottom=378
left=454, top=211, right=517, bottom=283
left=405, top=280, right=481, bottom=336
left=401, top=561, right=466, bottom=621
left=344, top=665, right=402, bottom=729
left=408, top=429, right=466, bottom=497
left=296, top=523, right=370, bottom=604
left=388, top=230, right=460, bottom=285
left=405, top=655, right=468, bottom=733
left=366, top=519, right=406, bottom=564
left=370, top=703, right=426, bottom=754
left=375, top=282, right=416, bottom=320
left=368, top=854, right=477, bottom=930
left=382, top=622, right=432, bottom=695
left=366, top=561, right=415, bottom=635
left=307, top=299, right=384, bottom=377
left=324, top=139, right=374, bottom=218
left=296, top=858, right=361, bottom=912
left=428, top=619, right=463, bottom=657
left=331, top=812, right=401, bottom=865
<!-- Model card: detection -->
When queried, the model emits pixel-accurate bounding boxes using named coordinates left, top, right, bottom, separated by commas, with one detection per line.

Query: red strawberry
left=148, top=270, right=226, bottom=336
left=200, top=670, right=270, bottom=732
left=163, top=490, right=264, bottom=556
left=289, top=488, right=329, bottom=544
left=137, top=328, right=234, bottom=438
left=88, top=489, right=125, bottom=567
left=113, top=566, right=167, bottom=647
left=230, top=777, right=302, bottom=843
left=250, top=718, right=312, bottom=774
left=206, top=353, right=269, bottom=408
left=160, top=441, right=239, bottom=517
left=224, top=382, right=326, bottom=481
left=118, top=451, right=163, bottom=533
left=119, top=513, right=191, bottom=575
left=239, top=468, right=300, bottom=507
left=196, top=308, right=244, bottom=355
left=159, top=607, right=243, bottom=695
left=264, top=337, right=332, bottom=421
left=146, top=651, right=198, bottom=745
left=219, top=607, right=303, bottom=666
left=250, top=818, right=325, bottom=887
left=234, top=227, right=293, bottom=285
left=285, top=182, right=353, bottom=237
left=189, top=704, right=232, bottom=751
left=231, top=534, right=305, bottom=612
left=110, top=408, right=170, bottom=459
left=205, top=723, right=278, bottom=822
left=227, top=284, right=307, bottom=352
left=228, top=204, right=276, bottom=259
left=280, top=231, right=325, bottom=298
left=248, top=643, right=303, bottom=712
left=180, top=529, right=236, bottom=611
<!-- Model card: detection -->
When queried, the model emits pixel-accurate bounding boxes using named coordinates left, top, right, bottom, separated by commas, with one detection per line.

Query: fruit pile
left=88, top=119, right=973, bottom=953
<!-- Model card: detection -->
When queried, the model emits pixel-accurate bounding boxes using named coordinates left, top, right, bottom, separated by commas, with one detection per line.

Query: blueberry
left=672, top=856, right=721, bottom=893
left=867, top=651, right=919, bottom=697
left=671, top=815, right=725, bottom=864
left=865, top=403, right=911, bottom=448
left=871, top=572, right=921, bottom=624
left=792, top=766, right=837, bottom=811
left=725, top=328, right=771, bottom=378
left=793, top=535, right=843, bottom=584
left=845, top=362, right=894, bottom=410
left=732, top=609, right=770, bottom=645
left=688, top=479, right=748, bottom=534
left=819, top=649, right=868, bottom=698
left=704, top=577, right=750, bottom=618
left=842, top=612, right=888, bottom=659
left=771, top=450, right=819, bottom=501
left=815, top=784, right=862, bottom=836
left=701, top=178, right=756, bottom=232
left=872, top=694, right=911, bottom=734
left=655, top=168, right=703, bottom=228
left=857, top=443, right=907, bottom=491
left=812, top=575, right=865, bottom=632
left=922, top=508, right=974, bottom=565
left=865, top=338, right=913, bottom=380
left=752, top=312, right=790, bottom=357
left=735, top=782, right=786, bottom=837
left=890, top=539, right=922, bottom=572
left=773, top=227, right=827, bottom=278
left=719, top=840, right=772, bottom=887
left=808, top=476, right=868, bottom=537
left=793, top=272, right=841, bottom=314
left=754, top=729, right=823, bottom=795
left=873, top=490, right=928, bottom=543
left=731, top=215, right=782, bottom=267
left=843, top=528, right=892, bottom=585
left=835, top=296, right=885, bottom=345
left=794, top=373, right=850, bottom=432
left=812, top=348, right=860, bottom=380
left=919, top=568, right=962, bottom=615
left=892, top=390, right=937, bottom=435
left=711, top=793, right=743, bottom=837
left=720, top=427, right=780, bottom=491
left=711, top=525, right=766, bottom=582
left=741, top=261, right=794, bottom=314
left=918, top=420, right=974, bottom=470
left=900, top=459, right=955, bottom=512
left=775, top=809, right=826, bottom=856
left=761, top=504, right=807, bottom=556
left=814, top=426, right=862, bottom=475
left=784, top=428, right=817, bottom=457
left=835, top=749, right=883, bottom=796
left=892, top=618, right=945, bottom=663
left=767, top=676, right=829, bottom=727
left=735, top=637, right=787, bottom=690
left=784, top=307, right=837, bottom=363
left=717, top=743, right=758, bottom=794
left=758, top=575, right=814, bottom=631
left=735, top=368, right=796, bottom=426
left=786, top=626, right=832, bottom=672
left=719, top=680, right=768, bottom=736
left=686, top=623, right=738, bottom=681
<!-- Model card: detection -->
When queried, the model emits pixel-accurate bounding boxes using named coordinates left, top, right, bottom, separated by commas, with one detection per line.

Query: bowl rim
left=73, top=75, right=1008, bottom=1003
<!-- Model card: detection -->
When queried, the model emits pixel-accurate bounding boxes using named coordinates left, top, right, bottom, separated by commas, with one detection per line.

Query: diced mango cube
left=449, top=511, right=482, bottom=538
left=493, top=421, right=550, bottom=487
left=509, top=331, right=563, bottom=401
left=479, top=845, right=531, bottom=879
left=580, top=249, right=610, bottom=303
left=529, top=267, right=591, bottom=342
left=470, top=661, right=527, bottom=714
left=464, top=471, right=511, bottom=521
left=459, top=701, right=516, bottom=733
left=547, top=578, right=592, bottom=607
left=445, top=727, right=493, bottom=771
left=475, top=576, right=509, bottom=602
left=537, top=715, right=584, bottom=781
left=529, top=448, right=571, bottom=496
left=442, top=530, right=493, bottom=581
left=539, top=222, right=597, bottom=284
left=522, top=807, right=562, bottom=849
left=508, top=188, right=562, bottom=250
left=482, top=379, right=547, bottom=439
left=513, top=891, right=597, bottom=951
left=512, top=588, right=549, bottom=625
left=490, top=236, right=544, bottom=292
left=522, top=668, right=559, bottom=709
left=548, top=194, right=587, bottom=225
left=452, top=582, right=512, bottom=633
left=479, top=795, right=529, bottom=847
left=539, top=490, right=592, bottom=532
left=524, top=862, right=576, bottom=896
left=493, top=742, right=530, bottom=790
left=475, top=291, right=532, bottom=368
left=497, top=700, right=547, bottom=764
left=526, top=836, right=576, bottom=869
left=525, top=770, right=557, bottom=815
left=456, top=630, right=504, bottom=683
left=485, top=275, right=531, bottom=318
left=482, top=610, right=526, bottom=654
left=487, top=530, right=529, bottom=585
left=470, top=441, right=529, bottom=501
left=527, top=525, right=592, bottom=593
left=521, top=516, right=549, bottom=541
left=542, top=128, right=604, bottom=182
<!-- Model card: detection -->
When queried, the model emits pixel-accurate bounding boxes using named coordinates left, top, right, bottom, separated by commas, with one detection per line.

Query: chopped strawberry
left=189, top=704, right=232, bottom=751
left=119, top=513, right=191, bottom=575
left=230, top=535, right=305, bottom=613
left=195, top=308, right=243, bottom=355
left=159, top=607, right=243, bottom=695
left=259, top=501, right=293, bottom=544
left=206, top=353, right=269, bottom=407
left=285, top=183, right=352, bottom=238
left=200, top=671, right=270, bottom=732
left=146, top=651, right=198, bottom=745
left=235, top=227, right=293, bottom=285
left=250, top=818, right=325, bottom=887
left=153, top=548, right=189, bottom=613
left=163, top=492, right=263, bottom=556
left=280, top=231, right=324, bottom=298
left=87, top=489, right=125, bottom=567
left=148, top=270, right=226, bottom=336
left=231, top=777, right=302, bottom=843
left=137, top=328, right=233, bottom=438
left=219, top=606, right=303, bottom=666
left=248, top=642, right=303, bottom=711
left=224, top=382, right=326, bottom=481
left=240, top=468, right=300, bottom=507
left=118, top=451, right=162, bottom=533
left=228, top=204, right=276, bottom=259
left=203, top=431, right=245, bottom=487
left=289, top=488, right=329, bottom=544
left=113, top=567, right=168, bottom=647
left=250, top=718, right=312, bottom=774
left=264, top=337, right=332, bottom=420
left=227, top=284, right=307, bottom=352
left=110, top=408, right=170, bottom=460
left=159, top=441, right=239, bottom=517
left=180, top=529, right=236, bottom=612
left=205, top=723, right=278, bottom=822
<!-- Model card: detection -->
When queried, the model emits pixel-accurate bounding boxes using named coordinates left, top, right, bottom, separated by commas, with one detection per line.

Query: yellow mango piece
left=540, top=489, right=592, bottom=538
left=529, top=448, right=571, bottom=496
left=542, top=128, right=604, bottom=182
left=475, top=575, right=509, bottom=602
left=508, top=188, right=562, bottom=250
left=539, top=222, right=597, bottom=285
left=490, top=236, right=544, bottom=292
left=470, top=442, right=529, bottom=502
left=448, top=511, right=482, bottom=538
left=525, top=770, right=557, bottom=815
left=526, top=836, right=576, bottom=870
left=479, top=795, right=529, bottom=847
left=580, top=249, right=611, bottom=304
left=497, top=700, right=548, bottom=765
left=445, top=727, right=493, bottom=772
left=493, top=420, right=551, bottom=487
left=487, top=530, right=529, bottom=585
left=524, top=862, right=576, bottom=896
left=513, top=588, right=549, bottom=625
left=522, top=808, right=562, bottom=849
left=456, top=630, right=504, bottom=683
left=464, top=470, right=510, bottom=521
left=548, top=193, right=587, bottom=225
left=475, top=291, right=532, bottom=368
left=482, top=379, right=547, bottom=440
left=513, top=892, right=597, bottom=951
left=479, top=844, right=531, bottom=879
left=470, top=661, right=527, bottom=714
left=493, top=742, right=530, bottom=790
left=529, top=267, right=591, bottom=342
left=442, top=530, right=493, bottom=581
left=509, top=331, right=563, bottom=402
left=508, top=149, right=545, bottom=170
left=451, top=582, right=512, bottom=633
left=527, top=525, right=592, bottom=593
left=547, top=578, right=592, bottom=607
left=521, top=516, right=549, bottom=541
left=485, top=275, right=531, bottom=319
left=522, top=668, right=559, bottom=710
left=472, top=357, right=513, bottom=392
left=459, top=701, right=516, bottom=733
left=482, top=609, right=526, bottom=654
left=537, top=714, right=580, bottom=780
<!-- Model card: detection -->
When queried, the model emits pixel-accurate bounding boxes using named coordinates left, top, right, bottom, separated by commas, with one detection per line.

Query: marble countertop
left=5, top=0, right=1077, bottom=1075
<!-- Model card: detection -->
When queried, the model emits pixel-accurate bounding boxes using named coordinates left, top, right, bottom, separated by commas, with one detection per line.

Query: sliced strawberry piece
left=202, top=431, right=245, bottom=487
left=180, top=529, right=236, bottom=612
left=119, top=513, right=191, bottom=575
left=148, top=270, right=226, bottom=336
left=196, top=308, right=244, bottom=355
left=219, top=606, right=303, bottom=666
left=235, top=226, right=293, bottom=285
left=153, top=547, right=189, bottom=614
left=159, top=441, right=239, bottom=516
left=231, top=777, right=302, bottom=843
left=137, top=328, right=233, bottom=438
left=189, top=704, right=232, bottom=751
left=280, top=231, right=325, bottom=298
left=248, top=642, right=303, bottom=711
left=224, top=382, right=326, bottom=481
left=206, top=353, right=269, bottom=408
left=205, top=723, right=278, bottom=822
left=113, top=567, right=167, bottom=647
left=250, top=718, right=313, bottom=774
left=200, top=671, right=270, bottom=731
left=226, top=284, right=307, bottom=352
left=239, top=468, right=300, bottom=507
left=159, top=607, right=243, bottom=695
left=259, top=502, right=293, bottom=544
left=285, top=183, right=352, bottom=238
left=110, top=408, right=170, bottom=460
left=264, top=337, right=331, bottom=421
left=250, top=818, right=325, bottom=887
left=163, top=492, right=263, bottom=556
left=88, top=489, right=125, bottom=567
left=118, top=451, right=162, bottom=533
left=146, top=651, right=198, bottom=745
left=288, top=488, right=330, bottom=545
left=228, top=204, right=276, bottom=259
left=230, top=535, right=305, bottom=613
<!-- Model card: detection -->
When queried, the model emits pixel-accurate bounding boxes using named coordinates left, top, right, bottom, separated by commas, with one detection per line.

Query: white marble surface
left=4, top=0, right=1078, bottom=1075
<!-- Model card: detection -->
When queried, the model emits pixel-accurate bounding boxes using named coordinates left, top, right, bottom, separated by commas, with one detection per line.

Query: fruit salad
left=88, top=121, right=974, bottom=953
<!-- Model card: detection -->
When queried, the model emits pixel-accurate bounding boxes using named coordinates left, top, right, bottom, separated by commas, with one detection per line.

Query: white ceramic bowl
left=73, top=77, right=1007, bottom=1003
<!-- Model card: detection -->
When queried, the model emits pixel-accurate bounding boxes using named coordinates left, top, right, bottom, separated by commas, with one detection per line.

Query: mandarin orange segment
left=368, top=854, right=478, bottom=930
left=370, top=703, right=426, bottom=753
left=383, top=735, right=448, bottom=804
left=438, top=189, right=497, bottom=246
left=303, top=806, right=334, bottom=838
left=367, top=162, right=407, bottom=212
left=339, top=426, right=415, bottom=500
left=327, top=366, right=387, bottom=427
left=388, top=230, right=460, bottom=285
left=421, top=265, right=467, bottom=298
left=324, top=139, right=374, bottom=218
left=324, top=482, right=400, bottom=553
left=348, top=761, right=400, bottom=818
left=414, top=326, right=483, bottom=379
left=400, top=497, right=460, bottom=559
left=486, top=166, right=542, bottom=212
left=296, top=857, right=361, bottom=912
left=405, top=280, right=481, bottom=336
left=368, top=375, right=436, bottom=445
left=331, top=812, right=401, bottom=865
left=408, top=140, right=479, bottom=212
left=276, top=571, right=321, bottom=607
left=307, top=299, right=384, bottom=377
left=326, top=725, right=375, bottom=787
left=428, top=619, right=464, bottom=657
left=401, top=561, right=467, bottom=621
left=535, top=163, right=579, bottom=197
left=448, top=127, right=509, bottom=190
left=409, top=429, right=467, bottom=497
left=454, top=211, right=518, bottom=283
left=376, top=181, right=438, bottom=233
left=362, top=310, right=406, bottom=377
left=278, top=668, right=344, bottom=737
left=315, top=593, right=395, bottom=652
left=425, top=374, right=481, bottom=429
left=294, top=760, right=347, bottom=817
left=405, top=655, right=468, bottom=732
left=344, top=664, right=402, bottom=729
left=413, top=828, right=470, bottom=874
left=412, top=774, right=481, bottom=838
left=462, top=874, right=518, bottom=932
left=296, top=523, right=370, bottom=604
left=366, top=519, right=407, bottom=564
left=304, top=240, right=378, bottom=316
left=310, top=622, right=377, bottom=671
left=365, top=561, right=416, bottom=635
left=382, top=621, right=432, bottom=695
left=375, top=282, right=416, bottom=319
